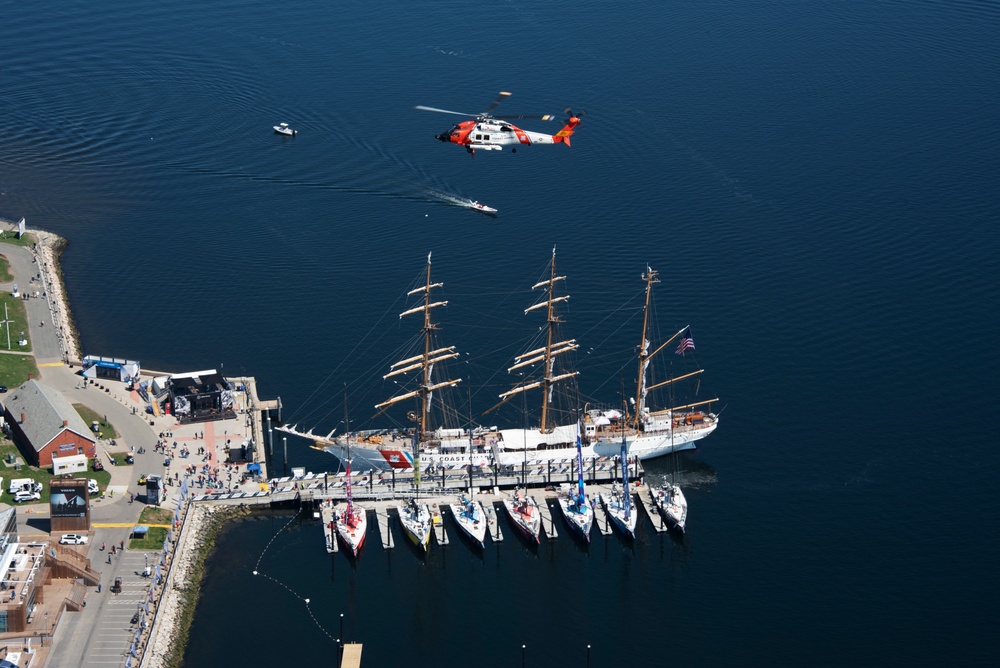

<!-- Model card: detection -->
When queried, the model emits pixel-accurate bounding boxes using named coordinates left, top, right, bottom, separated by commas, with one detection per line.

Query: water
left=3, top=0, right=999, bottom=664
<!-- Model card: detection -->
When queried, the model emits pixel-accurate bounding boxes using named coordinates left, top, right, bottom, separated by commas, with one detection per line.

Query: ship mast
left=499, top=246, right=578, bottom=433
left=634, top=267, right=659, bottom=431
left=376, top=252, right=461, bottom=438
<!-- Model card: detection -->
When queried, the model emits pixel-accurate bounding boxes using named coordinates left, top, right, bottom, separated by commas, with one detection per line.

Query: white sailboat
left=557, top=423, right=593, bottom=542
left=502, top=490, right=541, bottom=544
left=397, top=498, right=432, bottom=551
left=655, top=481, right=688, bottom=533
left=335, top=393, right=367, bottom=558
left=601, top=418, right=638, bottom=539
left=450, top=493, right=487, bottom=549
left=334, top=457, right=367, bottom=557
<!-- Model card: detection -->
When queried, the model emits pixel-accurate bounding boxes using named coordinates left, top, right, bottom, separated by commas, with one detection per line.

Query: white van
left=8, top=478, right=40, bottom=494
left=88, top=479, right=100, bottom=495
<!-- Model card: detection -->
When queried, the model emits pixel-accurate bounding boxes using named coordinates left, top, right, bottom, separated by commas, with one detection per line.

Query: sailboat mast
left=343, top=385, right=353, bottom=520
left=634, top=267, right=659, bottom=431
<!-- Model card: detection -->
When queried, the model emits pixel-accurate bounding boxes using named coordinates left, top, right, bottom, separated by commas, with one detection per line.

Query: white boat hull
left=334, top=503, right=368, bottom=557
left=450, top=498, right=487, bottom=548
left=600, top=492, right=638, bottom=538
left=654, top=483, right=688, bottom=533
left=397, top=502, right=431, bottom=551
left=556, top=495, right=593, bottom=543
left=502, top=494, right=541, bottom=544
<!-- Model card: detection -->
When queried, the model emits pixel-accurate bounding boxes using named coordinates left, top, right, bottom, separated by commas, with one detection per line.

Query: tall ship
left=490, top=262, right=719, bottom=466
left=281, top=259, right=717, bottom=469
left=298, top=252, right=496, bottom=471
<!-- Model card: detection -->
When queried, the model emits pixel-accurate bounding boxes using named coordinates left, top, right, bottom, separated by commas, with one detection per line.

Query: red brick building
left=1, top=380, right=96, bottom=468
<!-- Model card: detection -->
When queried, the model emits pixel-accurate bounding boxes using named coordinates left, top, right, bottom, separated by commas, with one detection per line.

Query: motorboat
left=273, top=122, right=297, bottom=136
left=654, top=482, right=688, bottom=533
left=502, top=490, right=541, bottom=544
left=468, top=200, right=498, bottom=215
left=397, top=498, right=432, bottom=551
left=450, top=493, right=487, bottom=549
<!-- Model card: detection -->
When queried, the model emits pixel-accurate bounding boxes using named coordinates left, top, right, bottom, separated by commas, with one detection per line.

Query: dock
left=591, top=494, right=613, bottom=536
left=375, top=508, right=394, bottom=549
left=638, top=486, right=669, bottom=532
left=534, top=496, right=558, bottom=539
left=484, top=501, right=503, bottom=543
left=430, top=503, right=449, bottom=546
left=341, top=643, right=363, bottom=668
left=320, top=503, right=337, bottom=553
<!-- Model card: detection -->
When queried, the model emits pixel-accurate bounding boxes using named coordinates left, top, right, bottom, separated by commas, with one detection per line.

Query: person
left=97, top=583, right=102, bottom=593
left=107, top=554, right=112, bottom=564
left=101, top=542, right=105, bottom=551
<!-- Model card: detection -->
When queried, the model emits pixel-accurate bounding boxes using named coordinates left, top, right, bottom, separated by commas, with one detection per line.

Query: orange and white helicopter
left=416, top=91, right=583, bottom=157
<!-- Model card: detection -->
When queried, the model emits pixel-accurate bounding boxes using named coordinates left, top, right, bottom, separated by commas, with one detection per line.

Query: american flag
left=675, top=330, right=695, bottom=355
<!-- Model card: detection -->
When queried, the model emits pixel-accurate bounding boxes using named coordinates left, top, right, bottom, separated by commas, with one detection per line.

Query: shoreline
left=0, top=218, right=82, bottom=362
left=0, top=218, right=222, bottom=666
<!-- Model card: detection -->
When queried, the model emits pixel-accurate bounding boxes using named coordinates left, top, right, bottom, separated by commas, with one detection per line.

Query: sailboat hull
left=502, top=495, right=541, bottom=544
left=556, top=495, right=593, bottom=543
left=335, top=503, right=368, bottom=558
left=398, top=503, right=432, bottom=551
left=600, top=492, right=638, bottom=539
left=450, top=499, right=488, bottom=548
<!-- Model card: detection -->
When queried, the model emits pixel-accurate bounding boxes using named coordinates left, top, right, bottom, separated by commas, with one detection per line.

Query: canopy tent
left=132, top=525, right=149, bottom=538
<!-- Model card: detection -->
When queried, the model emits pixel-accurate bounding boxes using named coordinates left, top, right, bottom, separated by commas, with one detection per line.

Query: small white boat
left=450, top=493, right=487, bottom=549
left=655, top=482, right=688, bottom=533
left=397, top=498, right=432, bottom=552
left=468, top=200, right=497, bottom=215
left=273, top=122, right=297, bottom=136
left=502, top=490, right=541, bottom=544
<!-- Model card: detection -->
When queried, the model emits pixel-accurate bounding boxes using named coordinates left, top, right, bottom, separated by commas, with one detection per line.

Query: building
left=167, top=369, right=236, bottom=424
left=1, top=380, right=97, bottom=468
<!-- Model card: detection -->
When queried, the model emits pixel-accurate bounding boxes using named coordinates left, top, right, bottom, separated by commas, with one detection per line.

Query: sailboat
left=397, top=497, right=432, bottom=551
left=335, top=394, right=368, bottom=558
left=334, top=460, right=367, bottom=557
left=600, top=411, right=638, bottom=539
left=502, top=490, right=541, bottom=544
left=557, top=422, right=593, bottom=542
left=449, top=493, right=487, bottom=549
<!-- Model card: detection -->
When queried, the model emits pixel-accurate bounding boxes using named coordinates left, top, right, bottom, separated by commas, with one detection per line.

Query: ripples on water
left=3, top=0, right=1000, bottom=664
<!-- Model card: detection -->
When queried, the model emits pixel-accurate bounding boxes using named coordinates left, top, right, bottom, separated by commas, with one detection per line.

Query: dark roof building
left=1, top=379, right=97, bottom=468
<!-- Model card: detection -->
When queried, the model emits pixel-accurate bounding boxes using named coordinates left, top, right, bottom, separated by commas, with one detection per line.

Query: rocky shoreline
left=0, top=219, right=82, bottom=362
left=0, top=218, right=240, bottom=667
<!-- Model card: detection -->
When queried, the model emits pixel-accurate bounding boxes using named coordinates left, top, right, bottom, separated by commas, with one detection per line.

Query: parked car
left=0, top=385, right=7, bottom=393
left=93, top=459, right=104, bottom=471
left=13, top=491, right=40, bottom=503
left=125, top=455, right=134, bottom=464
left=59, top=534, right=88, bottom=545
left=87, top=479, right=100, bottom=494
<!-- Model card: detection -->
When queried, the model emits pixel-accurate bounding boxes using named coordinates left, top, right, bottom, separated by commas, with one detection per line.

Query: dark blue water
left=3, top=0, right=999, bottom=664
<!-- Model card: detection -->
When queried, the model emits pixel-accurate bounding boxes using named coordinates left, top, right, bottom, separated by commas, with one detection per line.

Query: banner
left=17, top=218, right=25, bottom=238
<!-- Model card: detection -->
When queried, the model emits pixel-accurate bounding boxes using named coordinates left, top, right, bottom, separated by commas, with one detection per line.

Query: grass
left=0, top=232, right=36, bottom=249
left=0, top=440, right=111, bottom=504
left=0, top=257, right=10, bottom=282
left=0, top=353, right=38, bottom=390
left=131, top=507, right=174, bottom=549
left=72, top=404, right=119, bottom=440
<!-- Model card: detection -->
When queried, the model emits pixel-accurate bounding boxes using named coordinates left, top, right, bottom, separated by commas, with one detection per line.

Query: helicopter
left=416, top=91, right=583, bottom=157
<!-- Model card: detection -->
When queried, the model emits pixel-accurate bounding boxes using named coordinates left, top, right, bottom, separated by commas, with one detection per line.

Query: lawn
left=0, top=439, right=111, bottom=505
left=73, top=404, right=119, bottom=440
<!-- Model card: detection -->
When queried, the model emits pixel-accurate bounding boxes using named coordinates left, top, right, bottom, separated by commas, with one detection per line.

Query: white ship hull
left=502, top=493, right=541, bottom=544
left=334, top=503, right=367, bottom=557
left=600, top=492, right=638, bottom=539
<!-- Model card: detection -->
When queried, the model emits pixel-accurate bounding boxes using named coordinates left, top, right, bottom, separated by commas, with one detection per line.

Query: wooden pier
left=431, top=504, right=449, bottom=546
left=638, top=486, right=669, bottom=532
left=321, top=504, right=337, bottom=553
left=485, top=502, right=503, bottom=543
left=591, top=494, right=613, bottom=536
left=535, top=496, right=558, bottom=539
left=375, top=508, right=394, bottom=549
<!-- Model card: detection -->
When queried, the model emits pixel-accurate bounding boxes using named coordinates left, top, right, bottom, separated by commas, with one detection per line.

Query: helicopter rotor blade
left=493, top=113, right=557, bottom=121
left=483, top=91, right=513, bottom=115
left=415, top=105, right=475, bottom=117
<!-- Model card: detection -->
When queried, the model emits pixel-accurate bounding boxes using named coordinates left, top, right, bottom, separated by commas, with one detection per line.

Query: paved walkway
left=0, top=229, right=264, bottom=667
